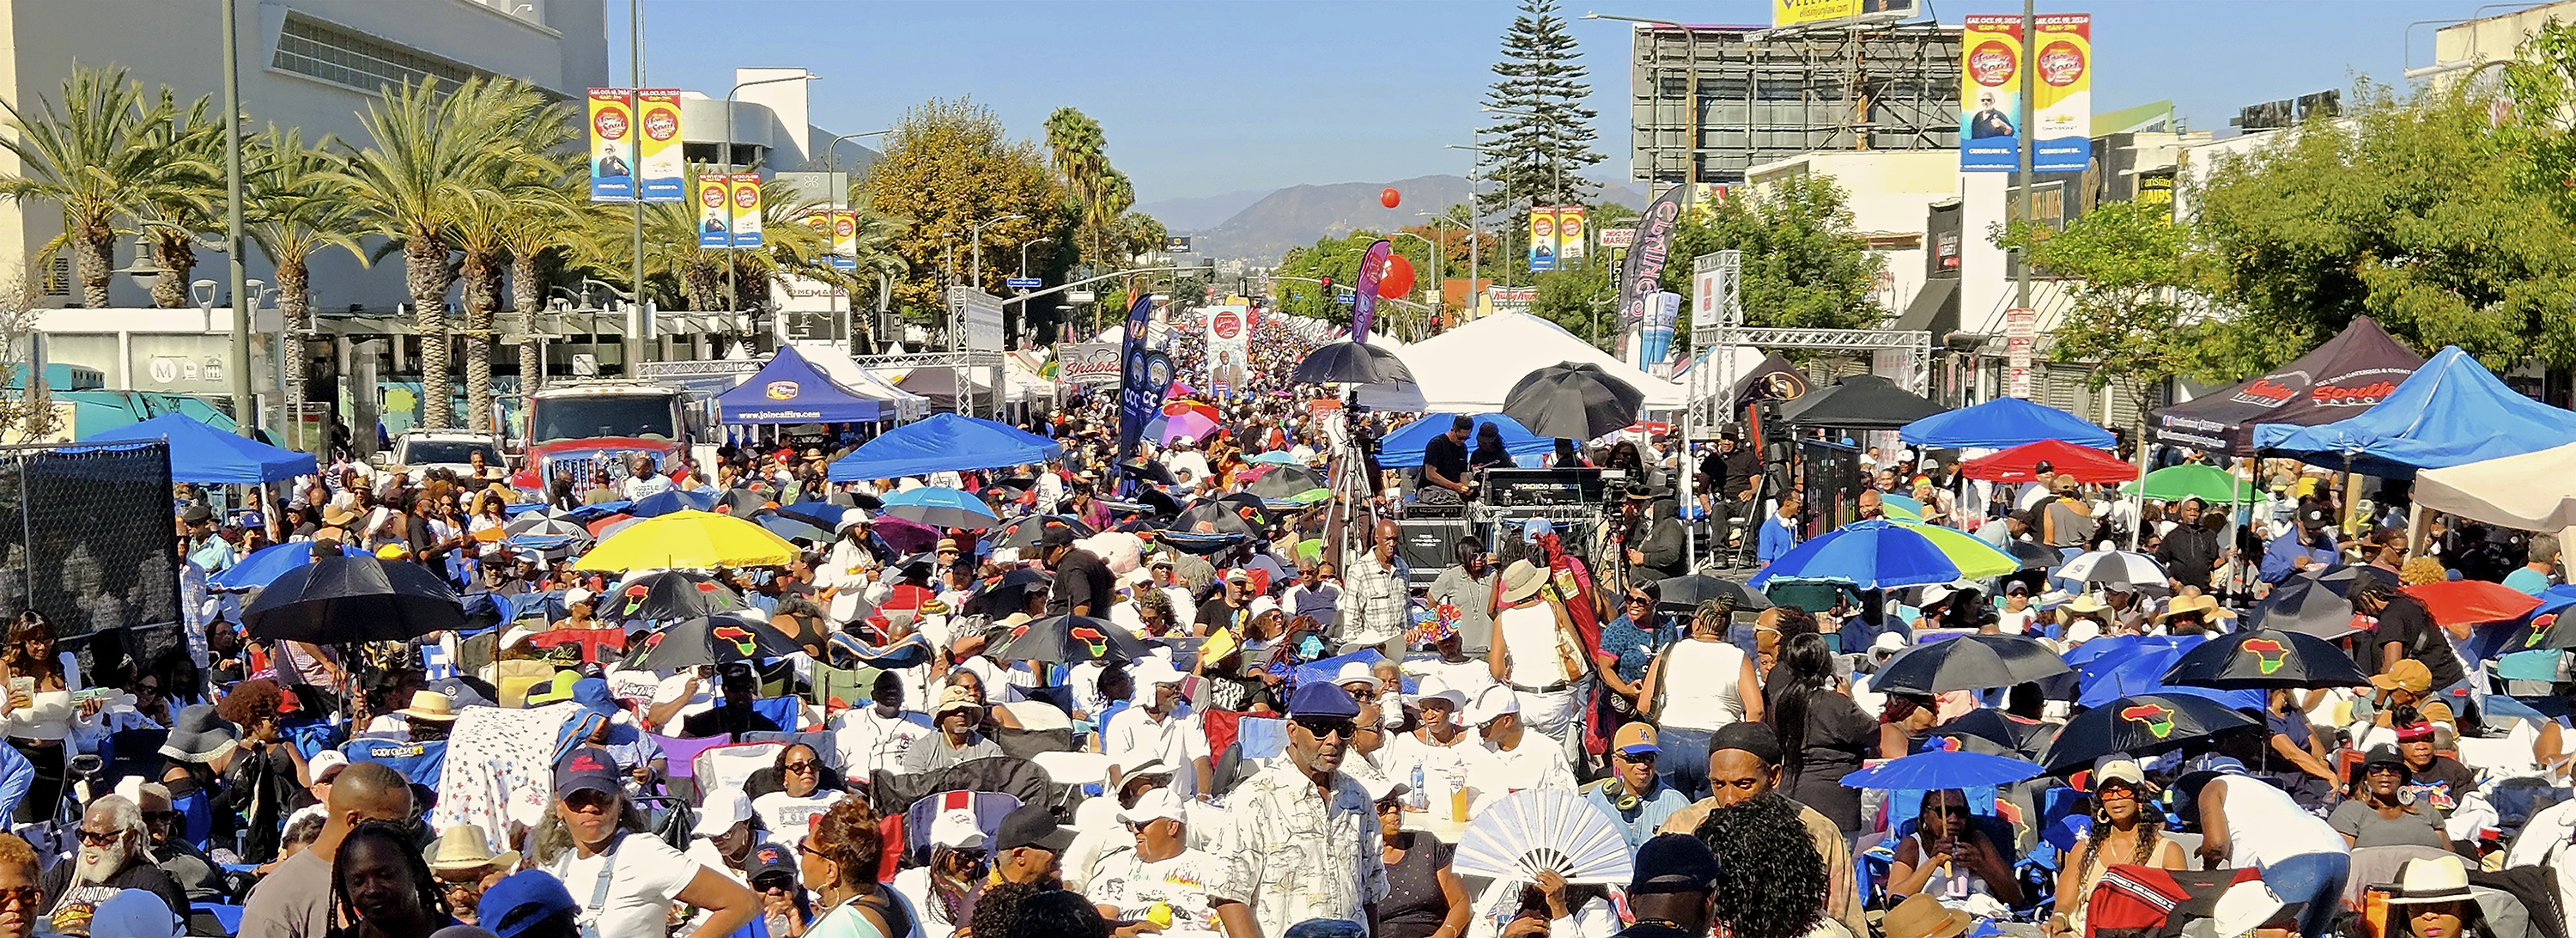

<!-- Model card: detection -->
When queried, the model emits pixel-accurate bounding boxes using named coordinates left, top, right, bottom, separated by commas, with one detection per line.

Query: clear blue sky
left=624, top=0, right=2505, bottom=204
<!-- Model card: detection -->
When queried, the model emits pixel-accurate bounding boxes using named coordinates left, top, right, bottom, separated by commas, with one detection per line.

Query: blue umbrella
left=2060, top=634, right=2199, bottom=669
left=629, top=488, right=717, bottom=518
left=1840, top=750, right=2043, bottom=789
left=778, top=500, right=847, bottom=529
left=210, top=541, right=364, bottom=590
left=560, top=501, right=634, bottom=523
left=2077, top=646, right=2191, bottom=708
left=1249, top=451, right=1303, bottom=466
left=1747, top=520, right=2016, bottom=592
left=880, top=487, right=1001, bottom=530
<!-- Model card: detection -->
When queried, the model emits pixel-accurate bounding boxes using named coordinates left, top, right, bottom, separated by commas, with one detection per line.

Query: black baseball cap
left=992, top=803, right=1075, bottom=854
left=553, top=746, right=620, bottom=799
left=1630, top=833, right=1725, bottom=894
left=749, top=842, right=799, bottom=890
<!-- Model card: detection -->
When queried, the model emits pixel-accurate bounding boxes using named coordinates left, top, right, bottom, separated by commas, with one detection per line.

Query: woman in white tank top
left=1640, top=601, right=1767, bottom=799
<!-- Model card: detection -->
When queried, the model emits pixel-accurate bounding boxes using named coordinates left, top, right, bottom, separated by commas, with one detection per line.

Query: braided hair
left=331, top=819, right=448, bottom=929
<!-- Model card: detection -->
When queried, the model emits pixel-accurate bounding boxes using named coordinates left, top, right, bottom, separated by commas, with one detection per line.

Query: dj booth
left=1398, top=467, right=1616, bottom=587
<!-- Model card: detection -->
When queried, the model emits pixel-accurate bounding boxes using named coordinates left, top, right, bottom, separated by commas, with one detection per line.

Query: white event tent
left=1353, top=312, right=1686, bottom=411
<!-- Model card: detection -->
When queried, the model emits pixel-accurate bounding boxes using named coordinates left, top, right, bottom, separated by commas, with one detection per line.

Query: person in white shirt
left=620, top=454, right=675, bottom=502
left=815, top=510, right=883, bottom=625
left=1032, top=461, right=1066, bottom=516
left=683, top=788, right=764, bottom=885
left=1462, top=685, right=1576, bottom=813
left=750, top=742, right=846, bottom=848
left=1377, top=689, right=1481, bottom=825
left=831, top=672, right=933, bottom=778
left=1086, top=789, right=1224, bottom=933
left=2015, top=471, right=2056, bottom=512
left=1487, top=559, right=1585, bottom=761
left=1161, top=438, right=1211, bottom=491
left=536, top=746, right=756, bottom=938
left=1104, top=661, right=1214, bottom=796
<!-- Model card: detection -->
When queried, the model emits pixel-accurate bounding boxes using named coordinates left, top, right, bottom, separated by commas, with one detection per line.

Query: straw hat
left=2384, top=855, right=2474, bottom=905
left=1499, top=559, right=1546, bottom=605
left=1884, top=894, right=1972, bottom=938
left=395, top=691, right=459, bottom=722
left=2155, top=594, right=2222, bottom=623
left=424, top=824, right=519, bottom=874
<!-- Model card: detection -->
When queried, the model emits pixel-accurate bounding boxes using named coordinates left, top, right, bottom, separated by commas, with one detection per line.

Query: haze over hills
left=1134, top=189, right=1271, bottom=233
left=1171, top=174, right=1648, bottom=263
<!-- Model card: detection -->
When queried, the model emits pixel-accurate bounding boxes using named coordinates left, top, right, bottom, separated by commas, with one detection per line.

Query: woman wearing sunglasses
left=754, top=743, right=848, bottom=850
left=2044, top=761, right=2181, bottom=938
left=531, top=746, right=755, bottom=938
left=1887, top=789, right=2021, bottom=909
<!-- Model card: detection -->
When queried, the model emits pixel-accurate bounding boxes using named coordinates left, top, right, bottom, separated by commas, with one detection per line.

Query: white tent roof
left=1354, top=312, right=1686, bottom=411
left=791, top=344, right=930, bottom=421
left=2414, top=441, right=2576, bottom=534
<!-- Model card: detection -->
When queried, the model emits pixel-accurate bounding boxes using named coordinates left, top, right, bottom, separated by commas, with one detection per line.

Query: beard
left=74, top=840, right=133, bottom=885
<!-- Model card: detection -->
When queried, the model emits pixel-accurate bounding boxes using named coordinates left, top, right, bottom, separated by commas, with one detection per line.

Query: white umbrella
left=2054, top=549, right=2167, bottom=588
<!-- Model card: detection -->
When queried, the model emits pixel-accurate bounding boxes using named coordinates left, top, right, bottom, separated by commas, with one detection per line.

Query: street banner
left=1204, top=304, right=1250, bottom=398
left=1114, top=295, right=1157, bottom=477
left=2032, top=14, right=2093, bottom=173
left=1615, top=186, right=1686, bottom=332
left=1558, top=206, right=1588, bottom=265
left=586, top=88, right=635, bottom=202
left=635, top=89, right=684, bottom=202
left=2005, top=307, right=2037, bottom=399
left=1639, top=291, right=1681, bottom=369
left=1773, top=0, right=1917, bottom=29
left=1054, top=342, right=1121, bottom=387
left=1598, top=228, right=1635, bottom=249
left=1959, top=15, right=2024, bottom=173
left=1350, top=239, right=1392, bottom=344
left=728, top=174, right=764, bottom=249
left=696, top=174, right=730, bottom=248
left=830, top=210, right=859, bottom=271
left=1528, top=208, right=1558, bottom=272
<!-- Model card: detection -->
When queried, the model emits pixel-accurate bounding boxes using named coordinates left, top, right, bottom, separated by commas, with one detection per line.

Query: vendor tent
left=2256, top=346, right=2576, bottom=478
left=2149, top=317, right=2420, bottom=454
left=1352, top=312, right=1684, bottom=411
left=796, top=346, right=929, bottom=423
left=1781, top=375, right=1948, bottom=429
left=1960, top=439, right=2137, bottom=484
left=826, top=412, right=1063, bottom=482
left=714, top=345, right=886, bottom=423
left=1377, top=412, right=1558, bottom=466
left=1899, top=397, right=2114, bottom=449
left=2414, top=441, right=2576, bottom=533
left=81, top=413, right=314, bottom=485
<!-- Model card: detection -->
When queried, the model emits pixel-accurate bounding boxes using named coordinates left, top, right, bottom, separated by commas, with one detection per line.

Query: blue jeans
left=1657, top=725, right=1716, bottom=802
left=2265, top=850, right=2350, bottom=938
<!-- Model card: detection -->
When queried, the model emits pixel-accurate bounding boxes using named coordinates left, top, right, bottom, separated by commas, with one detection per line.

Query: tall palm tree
left=245, top=127, right=368, bottom=442
left=1043, top=107, right=1113, bottom=271
left=0, top=67, right=176, bottom=308
left=337, top=76, right=547, bottom=430
left=447, top=103, right=573, bottom=432
left=499, top=187, right=580, bottom=395
left=838, top=206, right=909, bottom=352
left=124, top=88, right=223, bottom=308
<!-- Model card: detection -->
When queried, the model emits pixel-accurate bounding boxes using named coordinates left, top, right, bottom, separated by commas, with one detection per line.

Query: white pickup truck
left=373, top=430, right=508, bottom=484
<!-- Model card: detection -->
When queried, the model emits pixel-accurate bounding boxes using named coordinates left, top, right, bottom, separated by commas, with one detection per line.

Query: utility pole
left=2014, top=0, right=2035, bottom=311
left=221, top=0, right=253, bottom=437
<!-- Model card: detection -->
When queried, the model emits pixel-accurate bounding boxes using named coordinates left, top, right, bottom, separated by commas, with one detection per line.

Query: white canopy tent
left=1353, top=312, right=1686, bottom=411
left=2414, top=440, right=2576, bottom=534
left=793, top=344, right=931, bottom=422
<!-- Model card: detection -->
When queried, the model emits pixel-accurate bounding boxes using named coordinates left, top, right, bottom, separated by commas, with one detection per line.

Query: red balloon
left=1376, top=255, right=1416, bottom=298
left=1380, top=187, right=1401, bottom=209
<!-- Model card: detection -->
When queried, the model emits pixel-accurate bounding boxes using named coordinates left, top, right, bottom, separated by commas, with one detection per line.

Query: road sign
left=1005, top=277, right=1042, bottom=290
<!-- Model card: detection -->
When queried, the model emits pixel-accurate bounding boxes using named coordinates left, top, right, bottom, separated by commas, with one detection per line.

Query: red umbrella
left=2402, top=579, right=2544, bottom=627
left=1960, top=440, right=2136, bottom=484
left=583, top=513, right=635, bottom=537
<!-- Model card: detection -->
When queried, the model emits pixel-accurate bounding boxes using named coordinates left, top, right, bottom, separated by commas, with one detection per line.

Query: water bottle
left=1410, top=766, right=1428, bottom=810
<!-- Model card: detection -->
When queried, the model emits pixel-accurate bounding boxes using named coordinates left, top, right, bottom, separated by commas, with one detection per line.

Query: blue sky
left=627, top=0, right=2504, bottom=203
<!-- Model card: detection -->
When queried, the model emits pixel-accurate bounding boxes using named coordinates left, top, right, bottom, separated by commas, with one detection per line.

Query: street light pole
left=969, top=214, right=1025, bottom=294
left=721, top=71, right=820, bottom=331
left=1389, top=229, right=1438, bottom=328
left=1019, top=236, right=1053, bottom=279
left=626, top=0, right=646, bottom=373
left=1449, top=143, right=1501, bottom=303
left=823, top=129, right=890, bottom=350
left=220, top=0, right=253, bottom=436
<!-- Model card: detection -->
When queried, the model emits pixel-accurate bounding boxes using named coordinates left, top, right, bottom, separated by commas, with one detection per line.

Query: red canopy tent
left=1959, top=440, right=2136, bottom=484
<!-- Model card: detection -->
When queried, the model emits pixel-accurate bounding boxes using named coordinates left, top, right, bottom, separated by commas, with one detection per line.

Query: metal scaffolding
left=1625, top=21, right=1965, bottom=190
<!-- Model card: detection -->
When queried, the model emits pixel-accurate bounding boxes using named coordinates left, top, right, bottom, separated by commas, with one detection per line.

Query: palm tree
left=337, top=76, right=548, bottom=430
left=498, top=187, right=580, bottom=395
left=1043, top=107, right=1113, bottom=271
left=447, top=102, right=573, bottom=432
left=839, top=206, right=909, bottom=351
left=0, top=67, right=177, bottom=308
left=245, top=127, right=368, bottom=443
left=124, top=88, right=223, bottom=308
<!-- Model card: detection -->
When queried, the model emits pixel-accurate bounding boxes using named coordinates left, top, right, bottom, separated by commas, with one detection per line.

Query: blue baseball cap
left=479, top=869, right=579, bottom=938
left=1522, top=517, right=1554, bottom=543
left=554, top=746, right=621, bottom=799
left=1286, top=682, right=1361, bottom=720
left=570, top=678, right=619, bottom=721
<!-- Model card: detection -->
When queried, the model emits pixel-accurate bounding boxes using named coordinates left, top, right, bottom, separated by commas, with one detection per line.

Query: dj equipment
left=1396, top=517, right=1475, bottom=588
left=1479, top=467, right=1610, bottom=508
left=1479, top=504, right=1602, bottom=560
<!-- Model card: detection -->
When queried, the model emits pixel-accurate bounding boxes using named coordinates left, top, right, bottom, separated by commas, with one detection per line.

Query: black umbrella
left=1292, top=341, right=1417, bottom=386
left=1157, top=531, right=1245, bottom=556
left=991, top=515, right=1098, bottom=550
left=1654, top=573, right=1771, bottom=613
left=714, top=487, right=772, bottom=516
left=988, top=614, right=1153, bottom=664
left=2002, top=540, right=2061, bottom=572
left=2036, top=692, right=2263, bottom=771
left=621, top=611, right=807, bottom=671
left=1173, top=500, right=1260, bottom=538
left=1924, top=709, right=2055, bottom=758
left=2158, top=628, right=2372, bottom=689
left=1244, top=466, right=1330, bottom=506
left=963, top=568, right=1054, bottom=618
left=2246, top=572, right=2363, bottom=639
left=244, top=557, right=467, bottom=643
left=1120, top=459, right=1176, bottom=487
left=1215, top=492, right=1282, bottom=531
left=601, top=570, right=744, bottom=625
left=1501, top=362, right=1646, bottom=441
left=1871, top=635, right=2071, bottom=694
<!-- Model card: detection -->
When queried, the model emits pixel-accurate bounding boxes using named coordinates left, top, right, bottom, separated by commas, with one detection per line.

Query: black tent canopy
left=2148, top=316, right=2421, bottom=455
left=1779, top=375, right=1950, bottom=429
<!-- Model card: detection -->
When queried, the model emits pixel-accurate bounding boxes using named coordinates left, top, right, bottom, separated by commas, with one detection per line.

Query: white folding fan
left=1449, top=789, right=1634, bottom=885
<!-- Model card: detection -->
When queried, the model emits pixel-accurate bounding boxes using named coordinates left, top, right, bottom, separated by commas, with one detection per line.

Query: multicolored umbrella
left=620, top=611, right=805, bottom=671
left=2035, top=692, right=2261, bottom=771
left=1245, top=465, right=1330, bottom=505
left=2158, top=627, right=2372, bottom=689
left=1747, top=520, right=2019, bottom=591
left=600, top=570, right=743, bottom=624
left=1151, top=411, right=1218, bottom=446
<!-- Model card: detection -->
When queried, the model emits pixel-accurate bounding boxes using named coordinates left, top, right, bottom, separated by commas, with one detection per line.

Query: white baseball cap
left=1119, top=788, right=1188, bottom=826
left=1462, top=685, right=1521, bottom=725
left=693, top=788, right=754, bottom=838
left=307, top=750, right=349, bottom=783
left=931, top=807, right=987, bottom=849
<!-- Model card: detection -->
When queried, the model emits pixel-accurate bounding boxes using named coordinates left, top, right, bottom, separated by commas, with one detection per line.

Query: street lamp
left=1019, top=236, right=1054, bottom=280
left=1449, top=143, right=1501, bottom=298
left=969, top=214, right=1024, bottom=294
left=823, top=129, right=890, bottom=350
left=1388, top=229, right=1439, bottom=325
left=721, top=70, right=822, bottom=320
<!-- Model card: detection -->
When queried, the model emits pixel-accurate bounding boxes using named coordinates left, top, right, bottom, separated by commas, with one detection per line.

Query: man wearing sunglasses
left=1090, top=789, right=1221, bottom=934
left=1213, top=683, right=1388, bottom=938
left=1462, top=685, right=1577, bottom=813
left=37, top=794, right=185, bottom=930
left=136, top=783, right=223, bottom=907
left=1584, top=723, right=1689, bottom=850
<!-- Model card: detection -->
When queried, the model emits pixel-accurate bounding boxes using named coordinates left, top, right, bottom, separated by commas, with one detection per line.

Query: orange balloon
left=1376, top=255, right=1416, bottom=298
left=1380, top=187, right=1401, bottom=209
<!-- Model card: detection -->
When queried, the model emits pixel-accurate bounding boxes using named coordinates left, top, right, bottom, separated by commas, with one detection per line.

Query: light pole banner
left=2032, top=14, right=2093, bottom=173
left=696, top=174, right=731, bottom=248
left=1528, top=208, right=1558, bottom=272
left=1204, top=304, right=1250, bottom=398
left=830, top=210, right=859, bottom=271
left=635, top=88, right=685, bottom=202
left=1958, top=15, right=2024, bottom=173
left=586, top=88, right=636, bottom=202
left=729, top=174, right=764, bottom=249
left=1614, top=186, right=1686, bottom=332
left=1557, top=206, right=1588, bottom=265
left=1349, top=239, right=1392, bottom=344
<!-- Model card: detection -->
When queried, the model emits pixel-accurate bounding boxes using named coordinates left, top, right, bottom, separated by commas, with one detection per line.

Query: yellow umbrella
left=572, top=509, right=799, bottom=571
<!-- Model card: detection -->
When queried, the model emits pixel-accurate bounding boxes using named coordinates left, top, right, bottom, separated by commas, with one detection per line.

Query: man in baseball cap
left=1585, top=722, right=1690, bottom=848
left=990, top=803, right=1074, bottom=886
left=1461, top=685, right=1572, bottom=808
left=1620, top=834, right=1726, bottom=936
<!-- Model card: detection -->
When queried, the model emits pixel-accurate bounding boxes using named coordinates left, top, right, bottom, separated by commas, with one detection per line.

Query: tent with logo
left=714, top=345, right=888, bottom=424
left=2255, top=345, right=2576, bottom=478
left=793, top=345, right=929, bottom=423
left=2149, top=317, right=2421, bottom=455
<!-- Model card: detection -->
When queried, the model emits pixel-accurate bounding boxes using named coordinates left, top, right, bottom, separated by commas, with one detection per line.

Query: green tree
left=1528, top=262, right=1615, bottom=346
left=1661, top=177, right=1882, bottom=331
left=0, top=68, right=186, bottom=308
left=125, top=89, right=223, bottom=308
left=1998, top=200, right=2202, bottom=438
left=449, top=104, right=574, bottom=432
left=860, top=98, right=1069, bottom=327
left=245, top=127, right=368, bottom=436
left=1479, top=0, right=1604, bottom=213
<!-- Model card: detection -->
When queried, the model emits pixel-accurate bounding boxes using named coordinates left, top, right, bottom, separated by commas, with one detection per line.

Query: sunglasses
left=0, top=887, right=37, bottom=910
left=143, top=810, right=184, bottom=826
left=1928, top=806, right=1970, bottom=818
left=1618, top=751, right=1658, bottom=764
left=782, top=760, right=820, bottom=774
left=76, top=829, right=122, bottom=847
left=1292, top=716, right=1357, bottom=740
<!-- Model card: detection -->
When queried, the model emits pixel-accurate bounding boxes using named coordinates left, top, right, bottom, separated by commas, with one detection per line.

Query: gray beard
left=74, top=842, right=133, bottom=885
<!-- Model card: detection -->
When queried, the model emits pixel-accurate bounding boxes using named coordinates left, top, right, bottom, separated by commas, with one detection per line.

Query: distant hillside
left=1190, top=174, right=1650, bottom=263
left=1137, top=189, right=1270, bottom=233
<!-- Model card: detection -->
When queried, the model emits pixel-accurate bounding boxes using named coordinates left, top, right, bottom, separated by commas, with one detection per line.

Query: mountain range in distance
left=1140, top=174, right=1647, bottom=264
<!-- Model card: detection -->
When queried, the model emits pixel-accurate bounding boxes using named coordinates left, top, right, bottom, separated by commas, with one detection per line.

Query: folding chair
left=694, top=741, right=786, bottom=796
left=651, top=733, right=733, bottom=802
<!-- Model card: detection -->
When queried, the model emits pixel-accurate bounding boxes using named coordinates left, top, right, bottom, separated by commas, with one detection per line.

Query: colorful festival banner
left=1113, top=295, right=1160, bottom=478
left=1959, top=15, right=2025, bottom=172
left=586, top=88, right=635, bottom=202
left=696, top=174, right=730, bottom=248
left=1773, top=0, right=1917, bottom=28
left=2032, top=14, right=2093, bottom=173
left=1349, top=239, right=1392, bottom=344
left=829, top=210, right=859, bottom=270
left=1614, top=186, right=1686, bottom=332
left=1528, top=208, right=1559, bottom=272
left=1639, top=291, right=1682, bottom=370
left=728, top=175, right=764, bottom=249
left=1204, top=304, right=1250, bottom=398
left=1558, top=206, right=1588, bottom=265
left=635, top=88, right=684, bottom=202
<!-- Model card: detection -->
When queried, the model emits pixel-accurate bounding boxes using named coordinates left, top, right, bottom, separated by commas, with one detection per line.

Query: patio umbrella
left=620, top=611, right=806, bottom=671
left=243, top=556, right=466, bottom=643
left=1246, top=466, right=1330, bottom=506
left=2122, top=465, right=2256, bottom=504
left=1500, top=362, right=1646, bottom=442
left=600, top=570, right=743, bottom=625
left=1293, top=341, right=1418, bottom=386
left=1654, top=573, right=1771, bottom=613
left=1747, top=520, right=2020, bottom=592
left=1840, top=750, right=2042, bottom=789
left=1249, top=451, right=1303, bottom=466
left=2159, top=628, right=2373, bottom=689
left=1924, top=710, right=2053, bottom=758
left=210, top=541, right=367, bottom=591
left=2245, top=573, right=2364, bottom=639
left=629, top=488, right=718, bottom=518
left=988, top=614, right=1153, bottom=664
left=755, top=514, right=834, bottom=545
left=573, top=510, right=799, bottom=571
left=2402, top=580, right=2545, bottom=628
left=2036, top=693, right=2263, bottom=771
left=1872, top=635, right=2071, bottom=694
left=880, top=487, right=1002, bottom=531
left=2055, top=550, right=2168, bottom=588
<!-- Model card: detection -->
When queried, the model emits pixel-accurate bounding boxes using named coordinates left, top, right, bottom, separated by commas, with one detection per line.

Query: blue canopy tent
left=80, top=413, right=314, bottom=484
left=714, top=345, right=884, bottom=424
left=1898, top=397, right=2114, bottom=449
left=1376, top=412, right=1558, bottom=466
left=826, top=413, right=1063, bottom=482
left=2254, top=346, right=2576, bottom=478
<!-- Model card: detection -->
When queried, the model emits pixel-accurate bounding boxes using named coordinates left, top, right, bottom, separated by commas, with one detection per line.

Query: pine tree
left=1479, top=0, right=1604, bottom=216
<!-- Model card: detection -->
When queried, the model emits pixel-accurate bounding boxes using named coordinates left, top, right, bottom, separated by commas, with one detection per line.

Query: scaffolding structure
left=1626, top=21, right=1965, bottom=190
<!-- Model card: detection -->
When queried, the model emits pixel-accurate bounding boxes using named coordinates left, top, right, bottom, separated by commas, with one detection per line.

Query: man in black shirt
left=1420, top=415, right=1473, bottom=503
left=2354, top=582, right=2467, bottom=691
left=1042, top=523, right=1113, bottom=618
left=2152, top=499, right=2226, bottom=591
left=1195, top=567, right=1253, bottom=635
left=681, top=662, right=783, bottom=740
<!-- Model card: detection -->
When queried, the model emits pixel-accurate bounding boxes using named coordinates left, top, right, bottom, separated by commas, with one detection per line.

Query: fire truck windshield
left=532, top=396, right=677, bottom=443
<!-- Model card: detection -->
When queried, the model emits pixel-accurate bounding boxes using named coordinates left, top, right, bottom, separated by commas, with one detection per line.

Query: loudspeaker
left=1396, top=518, right=1474, bottom=588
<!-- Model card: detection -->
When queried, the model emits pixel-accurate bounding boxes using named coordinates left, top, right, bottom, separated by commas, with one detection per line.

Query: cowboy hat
left=1498, top=558, right=1546, bottom=605
left=425, top=823, right=520, bottom=874
left=395, top=690, right=459, bottom=722
left=2065, top=593, right=2111, bottom=614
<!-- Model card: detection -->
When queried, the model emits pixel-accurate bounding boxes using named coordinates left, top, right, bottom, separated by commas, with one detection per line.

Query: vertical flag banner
left=696, top=174, right=730, bottom=247
left=1959, top=15, right=2024, bottom=172
left=1528, top=208, right=1559, bottom=272
left=729, top=175, right=764, bottom=249
left=586, top=88, right=635, bottom=202
left=1350, top=239, right=1393, bottom=344
left=1558, top=206, right=1588, bottom=265
left=1113, top=295, right=1157, bottom=476
left=635, top=88, right=684, bottom=202
left=1615, top=186, right=1686, bottom=333
left=830, top=210, right=859, bottom=270
left=1204, top=304, right=1249, bottom=398
left=2032, top=14, right=2093, bottom=173
left=1639, top=291, right=1681, bottom=368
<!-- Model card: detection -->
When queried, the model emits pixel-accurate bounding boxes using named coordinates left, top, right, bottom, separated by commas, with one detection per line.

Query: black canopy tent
left=2148, top=316, right=2421, bottom=455
left=1779, top=375, right=1950, bottom=429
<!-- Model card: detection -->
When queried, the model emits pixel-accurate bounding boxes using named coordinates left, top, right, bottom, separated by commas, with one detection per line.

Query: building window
left=270, top=13, right=485, bottom=96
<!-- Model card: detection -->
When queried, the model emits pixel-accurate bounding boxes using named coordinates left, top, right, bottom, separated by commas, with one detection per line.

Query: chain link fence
left=0, top=441, right=180, bottom=641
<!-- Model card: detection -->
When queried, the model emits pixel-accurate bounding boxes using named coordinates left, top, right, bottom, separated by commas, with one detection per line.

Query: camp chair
left=750, top=695, right=809, bottom=731
left=650, top=733, right=732, bottom=802
left=2083, top=864, right=2259, bottom=938
left=695, top=741, right=787, bottom=796
left=493, top=659, right=556, bottom=708
left=189, top=904, right=244, bottom=937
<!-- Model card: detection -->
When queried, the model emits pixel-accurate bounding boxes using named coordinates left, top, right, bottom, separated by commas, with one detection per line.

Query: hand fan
left=1449, top=789, right=1633, bottom=885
